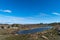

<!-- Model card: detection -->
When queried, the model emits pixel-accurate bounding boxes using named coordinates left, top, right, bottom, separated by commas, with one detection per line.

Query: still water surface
left=16, top=26, right=53, bottom=34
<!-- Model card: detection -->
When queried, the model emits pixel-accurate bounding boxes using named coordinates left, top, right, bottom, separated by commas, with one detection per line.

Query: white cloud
left=0, top=15, right=24, bottom=24
left=52, top=12, right=60, bottom=16
left=0, top=15, right=40, bottom=24
left=0, top=10, right=12, bottom=13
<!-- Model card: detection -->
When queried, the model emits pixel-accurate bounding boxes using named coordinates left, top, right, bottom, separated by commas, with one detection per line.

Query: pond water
left=16, top=26, right=53, bottom=34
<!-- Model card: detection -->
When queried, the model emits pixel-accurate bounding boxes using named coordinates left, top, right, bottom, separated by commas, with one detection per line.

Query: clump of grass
left=5, top=34, right=33, bottom=40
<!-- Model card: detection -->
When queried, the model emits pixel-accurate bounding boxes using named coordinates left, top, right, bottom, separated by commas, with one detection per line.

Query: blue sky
left=0, top=0, right=60, bottom=24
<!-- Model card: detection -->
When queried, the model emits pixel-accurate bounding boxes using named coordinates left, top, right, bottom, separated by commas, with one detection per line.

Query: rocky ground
left=0, top=26, right=60, bottom=40
left=2, top=28, right=60, bottom=40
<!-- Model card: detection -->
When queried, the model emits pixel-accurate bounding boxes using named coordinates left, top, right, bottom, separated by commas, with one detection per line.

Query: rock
left=41, top=35, right=49, bottom=40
